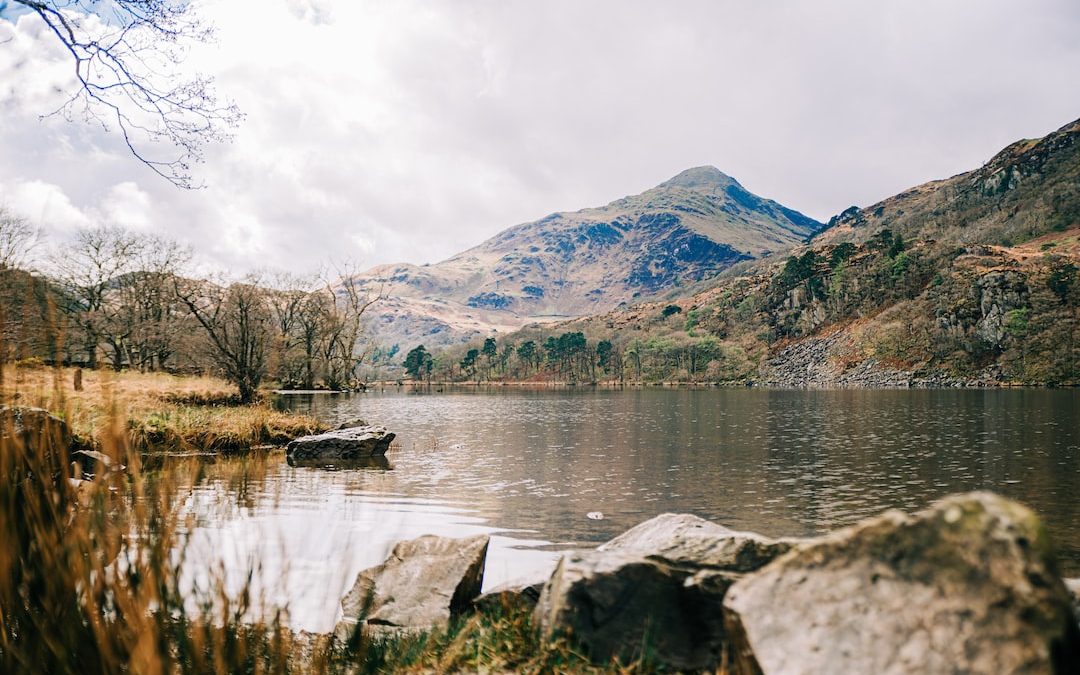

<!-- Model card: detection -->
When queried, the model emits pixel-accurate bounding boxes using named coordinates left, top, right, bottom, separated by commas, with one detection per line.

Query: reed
left=0, top=366, right=655, bottom=673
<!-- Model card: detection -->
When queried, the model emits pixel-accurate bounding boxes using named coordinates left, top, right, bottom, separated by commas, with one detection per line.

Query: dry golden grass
left=0, top=404, right=306, bottom=674
left=1, top=365, right=325, bottom=453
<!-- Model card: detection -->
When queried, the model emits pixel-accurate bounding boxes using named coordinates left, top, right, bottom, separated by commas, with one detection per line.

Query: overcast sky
left=2, top=0, right=1079, bottom=275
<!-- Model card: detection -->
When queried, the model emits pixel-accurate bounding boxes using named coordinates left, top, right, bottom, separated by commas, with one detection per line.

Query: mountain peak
left=659, top=166, right=739, bottom=191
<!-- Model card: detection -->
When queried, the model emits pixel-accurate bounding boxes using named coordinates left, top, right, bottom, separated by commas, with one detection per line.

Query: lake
left=183, top=387, right=1080, bottom=632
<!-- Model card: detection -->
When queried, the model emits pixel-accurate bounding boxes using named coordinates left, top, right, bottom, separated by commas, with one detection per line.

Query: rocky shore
left=757, top=332, right=1007, bottom=388
left=332, top=492, right=1080, bottom=673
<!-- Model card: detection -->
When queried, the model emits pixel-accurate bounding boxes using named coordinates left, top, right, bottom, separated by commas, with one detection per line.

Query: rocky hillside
left=817, top=116, right=1080, bottom=248
left=432, top=116, right=1080, bottom=387
left=357, top=167, right=820, bottom=352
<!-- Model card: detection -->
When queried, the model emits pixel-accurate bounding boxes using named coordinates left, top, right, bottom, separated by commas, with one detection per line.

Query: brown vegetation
left=1, top=366, right=324, bottom=454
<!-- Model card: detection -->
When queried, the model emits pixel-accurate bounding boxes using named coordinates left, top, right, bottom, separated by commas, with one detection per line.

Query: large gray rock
left=286, top=425, right=394, bottom=461
left=723, top=492, right=1080, bottom=675
left=534, top=513, right=794, bottom=671
left=336, top=534, right=489, bottom=639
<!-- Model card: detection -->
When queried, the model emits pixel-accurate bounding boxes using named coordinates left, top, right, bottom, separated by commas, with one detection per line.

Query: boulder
left=472, top=579, right=545, bottom=614
left=597, top=512, right=793, bottom=572
left=336, top=534, right=489, bottom=639
left=1067, top=578, right=1080, bottom=627
left=723, top=492, right=1080, bottom=675
left=534, top=513, right=794, bottom=671
left=0, top=405, right=93, bottom=478
left=1, top=405, right=75, bottom=451
left=286, top=425, right=394, bottom=461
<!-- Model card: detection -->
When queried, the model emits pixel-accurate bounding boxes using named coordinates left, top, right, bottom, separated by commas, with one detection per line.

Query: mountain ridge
left=356, top=166, right=821, bottom=352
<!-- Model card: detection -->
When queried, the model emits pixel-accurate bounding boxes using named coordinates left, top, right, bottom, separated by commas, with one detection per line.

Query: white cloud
left=2, top=179, right=92, bottom=234
left=98, top=182, right=155, bottom=231
left=1, top=0, right=1079, bottom=275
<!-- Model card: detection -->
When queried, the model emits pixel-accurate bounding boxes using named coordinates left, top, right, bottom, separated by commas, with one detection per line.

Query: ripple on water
left=180, top=387, right=1080, bottom=631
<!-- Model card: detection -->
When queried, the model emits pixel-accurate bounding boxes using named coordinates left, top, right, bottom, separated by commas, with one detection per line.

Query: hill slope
left=358, top=167, right=820, bottom=351
left=816, top=117, right=1080, bottom=247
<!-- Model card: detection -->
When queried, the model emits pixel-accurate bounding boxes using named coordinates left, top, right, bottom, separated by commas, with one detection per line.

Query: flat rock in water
left=286, top=425, right=394, bottom=460
left=723, top=492, right=1080, bottom=675
left=534, top=513, right=794, bottom=671
left=336, top=534, right=489, bottom=639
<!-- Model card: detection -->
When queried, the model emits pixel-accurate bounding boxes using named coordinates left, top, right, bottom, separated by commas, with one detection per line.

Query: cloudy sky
left=2, top=0, right=1079, bottom=275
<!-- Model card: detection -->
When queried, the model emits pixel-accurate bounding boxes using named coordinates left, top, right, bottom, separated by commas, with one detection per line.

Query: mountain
left=816, top=117, right=1080, bottom=247
left=357, top=166, right=821, bottom=352
left=431, top=116, right=1080, bottom=387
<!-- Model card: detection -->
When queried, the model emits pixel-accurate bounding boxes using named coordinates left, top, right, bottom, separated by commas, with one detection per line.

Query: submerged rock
left=286, top=425, right=394, bottom=461
left=336, top=534, right=489, bottom=639
left=723, top=492, right=1080, bottom=675
left=534, top=513, right=794, bottom=671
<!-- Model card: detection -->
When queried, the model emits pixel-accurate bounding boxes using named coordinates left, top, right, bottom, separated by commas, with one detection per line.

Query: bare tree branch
left=9, top=0, right=243, bottom=188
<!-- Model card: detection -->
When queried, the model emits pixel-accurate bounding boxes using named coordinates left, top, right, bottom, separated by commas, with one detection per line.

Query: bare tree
left=50, top=225, right=144, bottom=369
left=9, top=1, right=242, bottom=188
left=174, top=274, right=270, bottom=403
left=262, top=270, right=315, bottom=386
left=117, top=235, right=192, bottom=371
left=317, top=262, right=383, bottom=390
left=0, top=208, right=54, bottom=365
left=0, top=207, right=41, bottom=271
left=294, top=289, right=332, bottom=390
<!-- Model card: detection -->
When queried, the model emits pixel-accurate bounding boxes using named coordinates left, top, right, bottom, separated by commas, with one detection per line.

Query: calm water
left=185, top=387, right=1080, bottom=631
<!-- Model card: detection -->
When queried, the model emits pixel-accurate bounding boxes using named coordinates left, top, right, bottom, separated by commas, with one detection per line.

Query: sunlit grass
left=1, top=365, right=324, bottom=453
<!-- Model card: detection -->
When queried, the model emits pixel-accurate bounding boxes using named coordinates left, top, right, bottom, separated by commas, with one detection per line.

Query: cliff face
left=356, top=166, right=820, bottom=351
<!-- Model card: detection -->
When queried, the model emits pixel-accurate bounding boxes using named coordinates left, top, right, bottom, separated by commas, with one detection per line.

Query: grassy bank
left=1, top=366, right=325, bottom=453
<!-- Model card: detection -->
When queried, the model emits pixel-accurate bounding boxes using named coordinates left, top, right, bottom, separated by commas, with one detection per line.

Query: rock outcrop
left=286, top=425, right=394, bottom=461
left=533, top=513, right=794, bottom=671
left=723, top=492, right=1080, bottom=674
left=336, top=534, right=489, bottom=639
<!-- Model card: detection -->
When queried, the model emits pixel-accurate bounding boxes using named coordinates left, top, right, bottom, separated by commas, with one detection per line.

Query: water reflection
left=183, top=387, right=1080, bottom=631
left=285, top=455, right=393, bottom=470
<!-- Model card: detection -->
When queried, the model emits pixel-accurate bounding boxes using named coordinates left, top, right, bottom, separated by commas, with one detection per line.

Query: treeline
left=410, top=230, right=1079, bottom=385
left=402, top=325, right=750, bottom=384
left=0, top=211, right=381, bottom=401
